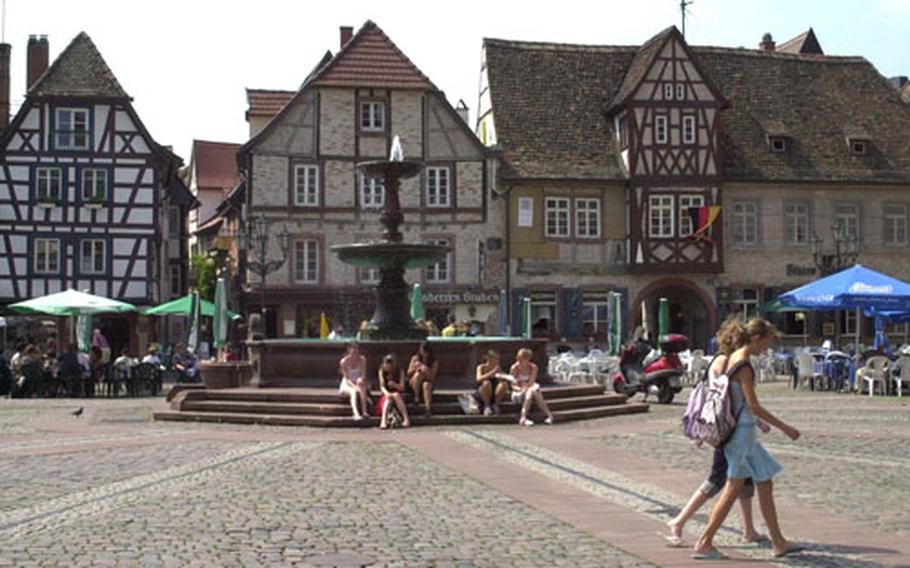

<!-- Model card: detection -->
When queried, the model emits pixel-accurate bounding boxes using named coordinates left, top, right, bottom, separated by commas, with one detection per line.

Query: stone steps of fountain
left=153, top=384, right=649, bottom=427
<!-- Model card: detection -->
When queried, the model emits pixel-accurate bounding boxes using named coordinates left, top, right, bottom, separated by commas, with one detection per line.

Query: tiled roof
left=191, top=140, right=241, bottom=190
left=777, top=28, right=824, bottom=55
left=246, top=89, right=296, bottom=116
left=310, top=20, right=435, bottom=89
left=28, top=32, right=128, bottom=98
left=608, top=27, right=675, bottom=112
left=483, top=34, right=910, bottom=183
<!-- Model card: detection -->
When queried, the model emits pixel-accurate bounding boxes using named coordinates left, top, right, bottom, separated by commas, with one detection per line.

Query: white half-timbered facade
left=0, top=32, right=189, bottom=310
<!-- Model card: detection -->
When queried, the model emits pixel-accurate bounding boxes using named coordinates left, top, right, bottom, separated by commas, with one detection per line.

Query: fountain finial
left=389, top=135, right=404, bottom=162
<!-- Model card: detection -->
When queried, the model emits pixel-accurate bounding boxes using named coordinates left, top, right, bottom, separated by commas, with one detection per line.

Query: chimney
left=759, top=32, right=775, bottom=52
left=0, top=43, right=10, bottom=131
left=455, top=99, right=470, bottom=125
left=339, top=26, right=354, bottom=49
left=27, top=34, right=50, bottom=90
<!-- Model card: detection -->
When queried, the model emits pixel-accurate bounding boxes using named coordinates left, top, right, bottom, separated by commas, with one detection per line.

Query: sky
left=5, top=0, right=909, bottom=162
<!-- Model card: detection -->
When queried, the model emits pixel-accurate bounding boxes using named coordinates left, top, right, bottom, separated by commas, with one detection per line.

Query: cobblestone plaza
left=1, top=386, right=908, bottom=567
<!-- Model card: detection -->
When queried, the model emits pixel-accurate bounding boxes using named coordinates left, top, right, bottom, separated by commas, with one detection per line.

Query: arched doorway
left=633, top=278, right=716, bottom=350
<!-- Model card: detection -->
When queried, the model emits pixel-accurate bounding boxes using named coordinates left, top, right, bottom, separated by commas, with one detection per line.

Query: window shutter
left=561, top=288, right=583, bottom=340
left=511, top=288, right=528, bottom=337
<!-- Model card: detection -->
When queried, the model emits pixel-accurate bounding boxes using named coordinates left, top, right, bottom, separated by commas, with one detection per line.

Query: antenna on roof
left=680, top=0, right=693, bottom=38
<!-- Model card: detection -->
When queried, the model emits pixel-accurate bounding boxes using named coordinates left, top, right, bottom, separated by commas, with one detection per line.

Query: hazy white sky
left=6, top=0, right=909, bottom=161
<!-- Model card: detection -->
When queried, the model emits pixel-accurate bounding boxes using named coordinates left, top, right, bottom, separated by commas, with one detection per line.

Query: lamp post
left=237, top=217, right=291, bottom=334
left=811, top=219, right=859, bottom=276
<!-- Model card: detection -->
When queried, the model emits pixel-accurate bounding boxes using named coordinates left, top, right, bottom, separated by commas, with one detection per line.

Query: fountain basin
left=246, top=337, right=551, bottom=389
left=331, top=242, right=448, bottom=270
left=358, top=159, right=423, bottom=180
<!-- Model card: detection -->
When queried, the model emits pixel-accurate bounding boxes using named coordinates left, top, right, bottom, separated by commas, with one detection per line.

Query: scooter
left=612, top=329, right=687, bottom=404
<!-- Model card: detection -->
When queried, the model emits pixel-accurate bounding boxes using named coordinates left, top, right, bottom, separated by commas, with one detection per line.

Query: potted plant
left=37, top=196, right=62, bottom=208
left=85, top=194, right=105, bottom=208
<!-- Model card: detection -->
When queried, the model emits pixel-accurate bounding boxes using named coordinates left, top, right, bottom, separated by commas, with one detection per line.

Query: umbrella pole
left=855, top=307, right=861, bottom=351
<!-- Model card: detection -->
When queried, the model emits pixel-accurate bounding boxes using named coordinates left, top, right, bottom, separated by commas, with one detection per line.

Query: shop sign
left=422, top=289, right=501, bottom=305
left=786, top=264, right=817, bottom=277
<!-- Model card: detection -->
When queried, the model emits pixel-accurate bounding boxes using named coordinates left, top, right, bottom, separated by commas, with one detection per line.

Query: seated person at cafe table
left=172, top=343, right=200, bottom=381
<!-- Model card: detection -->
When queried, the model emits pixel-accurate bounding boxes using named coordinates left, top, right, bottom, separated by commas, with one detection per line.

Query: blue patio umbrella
left=779, top=265, right=910, bottom=311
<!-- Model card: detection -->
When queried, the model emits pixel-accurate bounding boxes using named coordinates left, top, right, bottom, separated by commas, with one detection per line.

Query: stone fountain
left=331, top=137, right=447, bottom=340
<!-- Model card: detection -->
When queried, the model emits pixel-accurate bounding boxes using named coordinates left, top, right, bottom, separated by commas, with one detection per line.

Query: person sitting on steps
left=475, top=350, right=509, bottom=416
left=408, top=341, right=439, bottom=418
left=378, top=354, right=410, bottom=429
left=509, top=348, right=554, bottom=426
left=338, top=342, right=370, bottom=420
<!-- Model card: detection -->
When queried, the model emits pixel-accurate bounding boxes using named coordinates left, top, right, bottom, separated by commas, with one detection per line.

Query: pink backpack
left=681, top=357, right=737, bottom=448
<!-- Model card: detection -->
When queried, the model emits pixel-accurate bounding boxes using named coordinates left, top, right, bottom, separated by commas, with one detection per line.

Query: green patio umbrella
left=143, top=294, right=240, bottom=320
left=76, top=314, right=93, bottom=352
left=187, top=290, right=201, bottom=354
left=9, top=289, right=136, bottom=316
left=410, top=283, right=425, bottom=321
left=658, top=297, right=670, bottom=337
left=521, top=297, right=532, bottom=339
left=758, top=298, right=804, bottom=313
left=212, top=278, right=228, bottom=350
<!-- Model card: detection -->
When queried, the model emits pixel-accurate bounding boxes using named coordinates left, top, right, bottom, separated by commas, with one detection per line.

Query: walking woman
left=664, top=316, right=764, bottom=547
left=408, top=341, right=439, bottom=418
left=378, top=354, right=410, bottom=429
left=692, top=319, right=802, bottom=560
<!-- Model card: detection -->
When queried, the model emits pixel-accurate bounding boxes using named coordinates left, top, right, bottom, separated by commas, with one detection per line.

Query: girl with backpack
left=692, top=318, right=802, bottom=560
left=664, top=316, right=764, bottom=548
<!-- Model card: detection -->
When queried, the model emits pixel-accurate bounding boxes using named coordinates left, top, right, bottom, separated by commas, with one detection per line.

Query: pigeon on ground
left=72, top=407, right=84, bottom=418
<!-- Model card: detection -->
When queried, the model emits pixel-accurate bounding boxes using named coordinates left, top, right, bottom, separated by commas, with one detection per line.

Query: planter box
left=200, top=361, right=253, bottom=390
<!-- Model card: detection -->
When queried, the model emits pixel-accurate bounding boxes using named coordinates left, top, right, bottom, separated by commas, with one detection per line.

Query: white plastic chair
left=795, top=353, right=820, bottom=390
left=857, top=356, right=890, bottom=397
left=894, top=357, right=910, bottom=398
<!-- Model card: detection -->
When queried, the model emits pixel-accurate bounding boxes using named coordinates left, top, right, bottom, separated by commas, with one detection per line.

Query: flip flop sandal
left=692, top=550, right=728, bottom=560
left=774, top=545, right=806, bottom=558
left=659, top=533, right=685, bottom=548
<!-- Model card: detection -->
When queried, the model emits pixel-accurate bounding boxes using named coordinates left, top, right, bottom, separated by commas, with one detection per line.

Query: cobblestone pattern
left=450, top=430, right=893, bottom=568
left=0, top=441, right=650, bottom=568
left=0, top=439, right=255, bottom=511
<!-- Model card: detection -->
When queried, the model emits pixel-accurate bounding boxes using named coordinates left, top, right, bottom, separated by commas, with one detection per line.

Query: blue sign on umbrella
left=779, top=265, right=910, bottom=312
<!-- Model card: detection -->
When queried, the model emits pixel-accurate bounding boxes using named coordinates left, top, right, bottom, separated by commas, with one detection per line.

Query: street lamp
left=811, top=219, right=859, bottom=276
left=238, top=216, right=291, bottom=334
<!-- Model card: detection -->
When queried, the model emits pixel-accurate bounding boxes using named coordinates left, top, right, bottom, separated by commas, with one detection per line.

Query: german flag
left=687, top=206, right=721, bottom=245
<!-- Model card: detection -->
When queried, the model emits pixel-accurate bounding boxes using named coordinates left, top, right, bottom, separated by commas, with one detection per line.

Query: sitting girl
left=378, top=354, right=410, bottom=429
left=509, top=348, right=554, bottom=426
left=408, top=341, right=439, bottom=418
left=339, top=342, right=370, bottom=420
left=475, top=350, right=509, bottom=416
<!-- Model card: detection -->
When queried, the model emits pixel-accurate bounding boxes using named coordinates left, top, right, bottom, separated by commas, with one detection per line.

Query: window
left=529, top=291, right=557, bottom=338
left=839, top=310, right=857, bottom=336
left=682, top=115, right=696, bottom=144
left=54, top=107, right=90, bottom=150
left=169, top=265, right=182, bottom=297
left=617, top=115, right=628, bottom=149
left=425, top=167, right=451, bottom=207
left=293, top=239, right=319, bottom=283
left=648, top=195, right=674, bottom=238
left=663, top=83, right=674, bottom=100
left=678, top=195, right=705, bottom=237
left=582, top=292, right=610, bottom=337
left=426, top=238, right=450, bottom=283
left=676, top=83, right=686, bottom=101
left=544, top=197, right=570, bottom=238
left=360, top=174, right=384, bottom=209
left=35, top=167, right=63, bottom=202
left=518, top=197, right=534, bottom=227
left=784, top=203, right=809, bottom=244
left=770, top=137, right=787, bottom=153
left=834, top=203, right=860, bottom=241
left=81, top=168, right=108, bottom=203
left=575, top=198, right=601, bottom=238
left=168, top=207, right=181, bottom=239
left=360, top=101, right=385, bottom=132
left=655, top=115, right=668, bottom=144
left=782, top=311, right=807, bottom=337
left=851, top=140, right=866, bottom=155
left=359, top=267, right=381, bottom=285
left=884, top=204, right=907, bottom=246
left=732, top=201, right=758, bottom=245
left=80, top=239, right=106, bottom=275
left=34, top=238, right=60, bottom=274
left=733, top=288, right=760, bottom=320
left=294, top=164, right=319, bottom=207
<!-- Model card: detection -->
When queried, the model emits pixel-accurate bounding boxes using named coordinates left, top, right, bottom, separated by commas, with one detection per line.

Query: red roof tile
left=191, top=140, right=241, bottom=190
left=246, top=89, right=296, bottom=117
left=311, top=21, right=434, bottom=89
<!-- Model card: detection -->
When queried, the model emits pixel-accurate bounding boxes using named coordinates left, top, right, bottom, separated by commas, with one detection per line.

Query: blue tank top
left=728, top=362, right=757, bottom=426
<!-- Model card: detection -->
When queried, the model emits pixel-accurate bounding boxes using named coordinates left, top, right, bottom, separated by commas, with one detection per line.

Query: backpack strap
left=726, top=360, right=754, bottom=381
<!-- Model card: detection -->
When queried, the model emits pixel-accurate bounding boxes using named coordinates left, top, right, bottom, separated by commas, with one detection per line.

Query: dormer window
left=54, top=107, right=90, bottom=150
left=676, top=84, right=685, bottom=101
left=663, top=84, right=674, bottom=100
left=850, top=140, right=867, bottom=155
left=769, top=137, right=787, bottom=153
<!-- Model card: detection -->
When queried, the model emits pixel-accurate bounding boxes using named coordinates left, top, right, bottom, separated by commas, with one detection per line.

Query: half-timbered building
left=239, top=21, right=503, bottom=337
left=480, top=27, right=910, bottom=347
left=0, top=33, right=191, bottom=352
